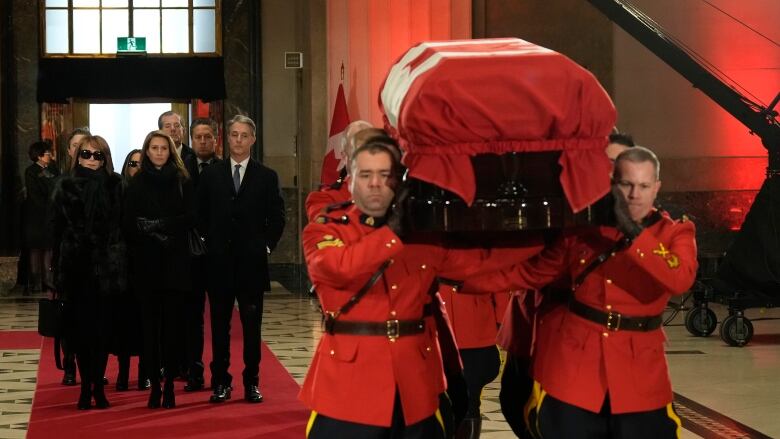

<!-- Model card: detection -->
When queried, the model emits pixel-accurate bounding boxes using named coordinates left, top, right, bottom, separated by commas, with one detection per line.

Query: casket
left=379, top=38, right=617, bottom=232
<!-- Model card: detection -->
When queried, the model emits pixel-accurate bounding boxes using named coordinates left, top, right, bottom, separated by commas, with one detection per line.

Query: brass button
left=391, top=239, right=397, bottom=244
left=610, top=252, right=616, bottom=257
left=426, top=346, right=432, bottom=352
left=386, top=243, right=392, bottom=248
left=391, top=284, right=398, bottom=290
left=421, top=264, right=427, bottom=269
left=606, top=304, right=612, bottom=310
left=606, top=279, right=612, bottom=284
left=451, top=287, right=457, bottom=292
left=389, top=338, right=396, bottom=343
left=640, top=252, right=645, bottom=258
left=602, top=332, right=609, bottom=338
left=330, top=349, right=335, bottom=355
left=579, top=259, right=586, bottom=264
left=390, top=310, right=397, bottom=317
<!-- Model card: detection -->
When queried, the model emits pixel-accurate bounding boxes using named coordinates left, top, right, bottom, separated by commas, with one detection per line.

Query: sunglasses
left=127, top=160, right=140, bottom=168
left=79, top=149, right=105, bottom=161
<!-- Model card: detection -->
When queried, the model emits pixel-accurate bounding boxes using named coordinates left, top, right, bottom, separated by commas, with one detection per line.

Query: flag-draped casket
left=379, top=38, right=617, bottom=231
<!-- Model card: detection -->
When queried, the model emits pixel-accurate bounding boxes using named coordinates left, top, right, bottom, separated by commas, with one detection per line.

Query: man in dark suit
left=182, top=117, right=222, bottom=392
left=159, top=110, right=195, bottom=163
left=198, top=115, right=285, bottom=404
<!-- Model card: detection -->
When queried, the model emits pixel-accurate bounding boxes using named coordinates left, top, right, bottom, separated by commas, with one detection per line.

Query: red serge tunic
left=300, top=206, right=541, bottom=426
left=464, top=212, right=697, bottom=413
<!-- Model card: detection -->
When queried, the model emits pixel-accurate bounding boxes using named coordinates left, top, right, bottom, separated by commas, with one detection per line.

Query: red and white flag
left=321, top=83, right=350, bottom=185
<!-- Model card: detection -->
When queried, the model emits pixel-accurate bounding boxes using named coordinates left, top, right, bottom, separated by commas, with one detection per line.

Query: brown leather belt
left=324, top=317, right=425, bottom=341
left=569, top=299, right=662, bottom=332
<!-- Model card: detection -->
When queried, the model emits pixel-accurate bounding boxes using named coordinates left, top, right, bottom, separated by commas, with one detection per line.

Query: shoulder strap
left=573, top=210, right=664, bottom=288
left=329, top=259, right=392, bottom=319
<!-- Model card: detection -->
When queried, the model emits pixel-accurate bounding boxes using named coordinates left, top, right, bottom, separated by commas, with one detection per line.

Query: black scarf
left=74, top=165, right=109, bottom=234
left=140, top=160, right=179, bottom=185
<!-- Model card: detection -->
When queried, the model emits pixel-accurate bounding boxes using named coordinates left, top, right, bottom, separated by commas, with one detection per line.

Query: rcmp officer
left=301, top=139, right=541, bottom=438
left=464, top=146, right=697, bottom=438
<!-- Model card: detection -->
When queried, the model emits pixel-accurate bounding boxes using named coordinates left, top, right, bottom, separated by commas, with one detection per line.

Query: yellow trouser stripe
left=434, top=408, right=446, bottom=434
left=522, top=380, right=547, bottom=439
left=306, top=411, right=318, bottom=438
left=666, top=403, right=682, bottom=439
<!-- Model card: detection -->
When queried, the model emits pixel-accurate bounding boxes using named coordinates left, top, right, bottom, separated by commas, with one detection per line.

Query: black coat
left=51, top=169, right=126, bottom=300
left=123, top=163, right=196, bottom=295
left=183, top=154, right=222, bottom=188
left=24, top=163, right=59, bottom=248
left=180, top=143, right=195, bottom=163
left=198, top=158, right=285, bottom=292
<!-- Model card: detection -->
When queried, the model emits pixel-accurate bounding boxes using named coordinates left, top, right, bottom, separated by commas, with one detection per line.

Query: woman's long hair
left=70, top=135, right=115, bottom=175
left=138, top=130, right=190, bottom=182
left=120, top=149, right=142, bottom=186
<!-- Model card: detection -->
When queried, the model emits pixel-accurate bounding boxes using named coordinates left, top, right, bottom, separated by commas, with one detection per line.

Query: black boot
left=455, top=416, right=482, bottom=439
left=93, top=353, right=110, bottom=408
left=162, top=378, right=176, bottom=409
left=148, top=379, right=162, bottom=408
left=76, top=354, right=91, bottom=410
left=137, top=360, right=151, bottom=390
left=116, top=355, right=130, bottom=391
left=62, top=351, right=77, bottom=386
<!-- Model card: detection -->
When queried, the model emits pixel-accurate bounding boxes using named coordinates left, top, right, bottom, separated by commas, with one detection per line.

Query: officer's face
left=350, top=150, right=396, bottom=217
left=613, top=159, right=661, bottom=222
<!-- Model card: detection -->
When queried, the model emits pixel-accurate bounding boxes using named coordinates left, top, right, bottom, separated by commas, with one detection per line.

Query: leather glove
left=136, top=217, right=165, bottom=234
left=611, top=185, right=643, bottom=240
left=386, top=185, right=410, bottom=238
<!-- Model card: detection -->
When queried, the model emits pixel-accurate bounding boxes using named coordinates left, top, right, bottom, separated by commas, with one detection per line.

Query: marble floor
left=1, top=261, right=778, bottom=438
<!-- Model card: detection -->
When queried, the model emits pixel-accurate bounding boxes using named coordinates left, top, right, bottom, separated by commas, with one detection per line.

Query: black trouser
left=460, top=346, right=501, bottom=418
left=499, top=353, right=534, bottom=438
left=208, top=288, right=264, bottom=387
left=307, top=390, right=446, bottom=439
left=184, top=260, right=207, bottom=380
left=527, top=390, right=681, bottom=439
left=70, top=293, right=110, bottom=394
left=141, top=291, right=184, bottom=383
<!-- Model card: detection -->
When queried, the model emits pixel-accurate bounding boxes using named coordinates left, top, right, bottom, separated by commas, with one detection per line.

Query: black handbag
left=187, top=227, right=207, bottom=257
left=38, top=298, right=66, bottom=338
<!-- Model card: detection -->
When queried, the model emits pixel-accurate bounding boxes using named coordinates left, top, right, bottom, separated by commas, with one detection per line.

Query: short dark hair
left=28, top=141, right=52, bottom=162
left=190, top=117, right=218, bottom=136
left=350, top=138, right=402, bottom=175
left=158, top=111, right=182, bottom=129
left=614, top=146, right=660, bottom=180
left=609, top=132, right=635, bottom=147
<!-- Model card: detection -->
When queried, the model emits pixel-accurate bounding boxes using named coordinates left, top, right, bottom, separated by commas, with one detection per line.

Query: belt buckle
left=386, top=319, right=400, bottom=341
left=606, top=311, right=622, bottom=331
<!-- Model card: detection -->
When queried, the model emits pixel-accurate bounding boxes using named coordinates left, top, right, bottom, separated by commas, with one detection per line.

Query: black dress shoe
left=148, top=385, right=162, bottom=409
left=138, top=378, right=151, bottom=390
left=162, top=388, right=176, bottom=409
left=62, top=372, right=77, bottom=386
left=244, top=385, right=263, bottom=403
left=184, top=376, right=204, bottom=392
left=77, top=391, right=91, bottom=410
left=93, top=390, right=110, bottom=409
left=209, top=384, right=232, bottom=403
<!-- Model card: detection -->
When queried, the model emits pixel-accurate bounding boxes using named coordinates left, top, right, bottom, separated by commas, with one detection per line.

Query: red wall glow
left=327, top=0, right=471, bottom=127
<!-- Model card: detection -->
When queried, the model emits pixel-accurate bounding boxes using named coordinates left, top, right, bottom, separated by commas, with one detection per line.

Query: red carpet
left=27, top=308, right=309, bottom=439
left=0, top=330, right=42, bottom=349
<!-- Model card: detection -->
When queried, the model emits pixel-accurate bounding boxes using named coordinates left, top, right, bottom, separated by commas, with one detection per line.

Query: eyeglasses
left=79, top=149, right=105, bottom=161
left=128, top=160, right=140, bottom=168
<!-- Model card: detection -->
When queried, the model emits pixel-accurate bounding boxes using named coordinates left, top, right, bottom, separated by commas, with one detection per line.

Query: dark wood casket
left=379, top=38, right=617, bottom=233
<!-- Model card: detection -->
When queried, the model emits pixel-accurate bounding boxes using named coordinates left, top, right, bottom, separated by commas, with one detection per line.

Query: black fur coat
left=51, top=168, right=127, bottom=299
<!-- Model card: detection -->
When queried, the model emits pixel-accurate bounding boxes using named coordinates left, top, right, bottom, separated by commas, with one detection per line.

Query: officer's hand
left=611, top=185, right=643, bottom=240
left=386, top=185, right=410, bottom=238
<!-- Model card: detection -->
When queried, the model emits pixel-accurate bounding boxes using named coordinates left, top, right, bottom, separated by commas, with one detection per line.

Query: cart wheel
left=719, top=314, right=754, bottom=347
left=684, top=307, right=717, bottom=336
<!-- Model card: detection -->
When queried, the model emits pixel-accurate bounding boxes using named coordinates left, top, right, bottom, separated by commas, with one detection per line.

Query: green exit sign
left=117, top=37, right=146, bottom=53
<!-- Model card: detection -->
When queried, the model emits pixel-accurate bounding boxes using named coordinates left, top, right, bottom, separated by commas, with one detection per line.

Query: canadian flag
left=321, top=83, right=351, bottom=185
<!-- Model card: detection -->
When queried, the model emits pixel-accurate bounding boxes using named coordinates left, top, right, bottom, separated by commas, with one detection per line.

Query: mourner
left=463, top=146, right=697, bottom=439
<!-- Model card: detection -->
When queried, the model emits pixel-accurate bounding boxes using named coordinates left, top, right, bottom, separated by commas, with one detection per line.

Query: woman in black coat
left=51, top=135, right=126, bottom=410
left=123, top=131, right=195, bottom=409
left=24, top=141, right=59, bottom=293
left=113, top=149, right=150, bottom=391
